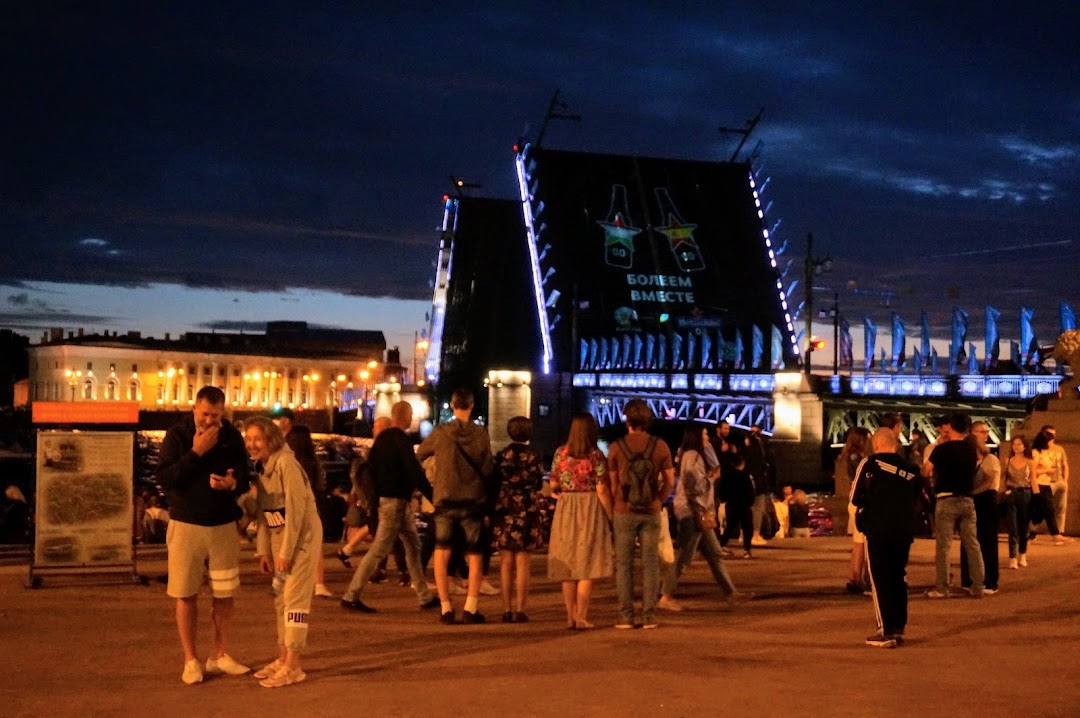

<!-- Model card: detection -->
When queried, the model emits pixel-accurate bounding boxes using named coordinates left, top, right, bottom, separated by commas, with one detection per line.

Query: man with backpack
left=607, top=399, right=675, bottom=629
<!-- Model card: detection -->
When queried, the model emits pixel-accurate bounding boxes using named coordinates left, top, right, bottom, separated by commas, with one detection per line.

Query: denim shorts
left=433, top=504, right=485, bottom=552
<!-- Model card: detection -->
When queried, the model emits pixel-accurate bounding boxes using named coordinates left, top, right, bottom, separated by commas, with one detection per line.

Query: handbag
left=694, top=508, right=718, bottom=533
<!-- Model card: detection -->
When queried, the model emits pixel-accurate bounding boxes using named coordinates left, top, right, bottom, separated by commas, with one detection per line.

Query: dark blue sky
left=1, top=2, right=1077, bottom=352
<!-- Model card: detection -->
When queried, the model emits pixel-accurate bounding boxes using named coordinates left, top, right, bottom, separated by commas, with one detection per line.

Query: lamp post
left=803, top=232, right=832, bottom=375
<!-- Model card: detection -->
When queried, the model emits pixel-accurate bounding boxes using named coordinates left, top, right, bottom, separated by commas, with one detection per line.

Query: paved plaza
left=4, top=535, right=1080, bottom=717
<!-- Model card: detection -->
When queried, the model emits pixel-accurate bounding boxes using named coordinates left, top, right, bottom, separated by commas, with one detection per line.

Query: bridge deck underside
left=581, top=389, right=774, bottom=432
left=823, top=396, right=1029, bottom=448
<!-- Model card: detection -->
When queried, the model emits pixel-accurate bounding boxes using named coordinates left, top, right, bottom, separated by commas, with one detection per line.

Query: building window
left=87, top=362, right=93, bottom=371
left=128, top=380, right=140, bottom=401
left=105, top=379, right=118, bottom=400
left=173, top=384, right=179, bottom=402
left=83, top=380, right=94, bottom=400
left=132, top=364, right=138, bottom=372
left=187, top=383, right=194, bottom=402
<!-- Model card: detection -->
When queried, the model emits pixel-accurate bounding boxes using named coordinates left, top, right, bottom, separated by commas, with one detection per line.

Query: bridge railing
left=830, top=373, right=1061, bottom=400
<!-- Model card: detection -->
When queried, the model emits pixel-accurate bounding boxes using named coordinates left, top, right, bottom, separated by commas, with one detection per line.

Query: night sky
left=2, top=3, right=1077, bottom=361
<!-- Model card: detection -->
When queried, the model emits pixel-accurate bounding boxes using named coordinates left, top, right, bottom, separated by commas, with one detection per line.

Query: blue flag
left=771, top=325, right=785, bottom=370
left=920, top=311, right=931, bottom=360
left=952, top=307, right=968, bottom=368
left=1021, top=307, right=1036, bottom=364
left=644, top=334, right=654, bottom=369
left=701, top=331, right=713, bottom=370
left=1062, top=301, right=1077, bottom=333
left=658, top=334, right=667, bottom=370
left=671, top=332, right=683, bottom=370
left=598, top=337, right=610, bottom=369
left=632, top=334, right=644, bottom=369
left=751, top=325, right=764, bottom=370
left=985, top=305, right=1001, bottom=367
left=715, top=329, right=726, bottom=368
left=864, top=317, right=877, bottom=372
left=579, top=339, right=589, bottom=370
left=931, top=347, right=940, bottom=374
left=913, top=347, right=924, bottom=373
left=839, top=318, right=854, bottom=369
left=891, top=312, right=906, bottom=369
left=968, top=343, right=978, bottom=375
left=733, top=330, right=745, bottom=370
left=687, top=331, right=697, bottom=370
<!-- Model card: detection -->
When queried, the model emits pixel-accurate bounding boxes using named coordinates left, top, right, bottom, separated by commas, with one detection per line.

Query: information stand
left=28, top=402, right=147, bottom=588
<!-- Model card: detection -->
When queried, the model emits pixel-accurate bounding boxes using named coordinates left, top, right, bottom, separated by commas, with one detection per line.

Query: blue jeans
left=614, top=512, right=661, bottom=624
left=934, top=496, right=983, bottom=594
left=661, top=515, right=736, bottom=598
left=1005, top=488, right=1032, bottom=558
left=343, top=497, right=433, bottom=604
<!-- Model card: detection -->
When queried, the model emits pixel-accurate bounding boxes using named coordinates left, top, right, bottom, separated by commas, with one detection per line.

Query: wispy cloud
left=998, top=135, right=1078, bottom=165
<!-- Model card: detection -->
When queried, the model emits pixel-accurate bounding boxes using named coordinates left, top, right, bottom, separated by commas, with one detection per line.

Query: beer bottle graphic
left=597, top=184, right=639, bottom=269
left=654, top=187, right=704, bottom=272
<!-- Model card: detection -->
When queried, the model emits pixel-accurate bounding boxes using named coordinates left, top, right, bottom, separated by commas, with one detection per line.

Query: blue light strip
left=515, top=146, right=554, bottom=374
left=749, top=172, right=798, bottom=354
left=424, top=197, right=458, bottom=383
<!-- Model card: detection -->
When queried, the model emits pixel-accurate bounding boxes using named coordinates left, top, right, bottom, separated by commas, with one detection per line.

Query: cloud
left=998, top=136, right=1078, bottom=165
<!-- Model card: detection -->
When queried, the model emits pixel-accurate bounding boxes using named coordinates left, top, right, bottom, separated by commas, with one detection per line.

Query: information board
left=34, top=431, right=134, bottom=568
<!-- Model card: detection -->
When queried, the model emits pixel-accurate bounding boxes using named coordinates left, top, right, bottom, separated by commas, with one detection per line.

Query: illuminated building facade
left=27, top=322, right=386, bottom=414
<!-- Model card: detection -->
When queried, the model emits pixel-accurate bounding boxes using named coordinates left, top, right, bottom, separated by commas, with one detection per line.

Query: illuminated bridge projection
left=830, top=373, right=1061, bottom=401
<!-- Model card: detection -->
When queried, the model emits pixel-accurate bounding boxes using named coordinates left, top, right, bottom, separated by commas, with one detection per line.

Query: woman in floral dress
left=492, top=416, right=545, bottom=623
left=547, top=413, right=614, bottom=630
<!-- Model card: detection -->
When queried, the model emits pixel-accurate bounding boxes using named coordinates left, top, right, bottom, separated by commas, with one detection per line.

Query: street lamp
left=803, top=232, right=832, bottom=375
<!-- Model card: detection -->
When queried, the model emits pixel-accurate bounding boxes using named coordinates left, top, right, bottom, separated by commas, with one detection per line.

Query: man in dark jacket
left=340, top=401, right=438, bottom=612
left=158, top=386, right=251, bottom=684
left=851, top=428, right=921, bottom=648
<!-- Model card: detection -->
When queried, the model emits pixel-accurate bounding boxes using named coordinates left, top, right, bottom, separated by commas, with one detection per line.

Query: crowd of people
left=155, top=386, right=1071, bottom=685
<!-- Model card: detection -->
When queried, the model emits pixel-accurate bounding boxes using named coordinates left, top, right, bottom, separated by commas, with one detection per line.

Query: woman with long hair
left=244, top=416, right=323, bottom=688
left=1004, top=435, right=1036, bottom=568
left=547, top=413, right=614, bottom=629
left=658, top=425, right=737, bottom=611
left=837, top=427, right=872, bottom=592
left=1032, top=430, right=1067, bottom=546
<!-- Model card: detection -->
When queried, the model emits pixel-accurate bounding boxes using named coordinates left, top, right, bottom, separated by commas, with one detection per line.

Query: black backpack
left=617, top=436, right=659, bottom=513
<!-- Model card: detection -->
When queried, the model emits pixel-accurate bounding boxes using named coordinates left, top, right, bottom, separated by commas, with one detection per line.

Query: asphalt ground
left=4, top=534, right=1080, bottom=718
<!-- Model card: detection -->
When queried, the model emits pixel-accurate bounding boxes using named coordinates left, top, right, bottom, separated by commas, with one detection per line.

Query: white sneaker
left=205, top=653, right=250, bottom=676
left=254, top=659, right=284, bottom=679
left=479, top=579, right=500, bottom=596
left=259, top=665, right=306, bottom=688
left=657, top=595, right=683, bottom=612
left=1009, top=558, right=1018, bottom=569
left=182, top=658, right=204, bottom=684
left=751, top=535, right=768, bottom=547
left=314, top=583, right=334, bottom=598
left=1019, top=554, right=1028, bottom=567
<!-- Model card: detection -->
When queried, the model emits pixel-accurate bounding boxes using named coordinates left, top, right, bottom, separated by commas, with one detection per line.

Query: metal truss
left=586, top=390, right=773, bottom=433
left=824, top=403, right=1025, bottom=449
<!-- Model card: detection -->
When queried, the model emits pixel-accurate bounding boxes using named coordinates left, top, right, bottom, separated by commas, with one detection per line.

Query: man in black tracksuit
left=850, top=427, right=922, bottom=648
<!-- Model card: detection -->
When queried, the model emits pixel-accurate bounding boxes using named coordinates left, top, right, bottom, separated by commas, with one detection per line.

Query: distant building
left=27, top=322, right=387, bottom=413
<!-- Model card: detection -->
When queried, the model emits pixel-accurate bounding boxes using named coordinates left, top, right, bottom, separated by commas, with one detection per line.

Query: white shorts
left=166, top=520, right=241, bottom=598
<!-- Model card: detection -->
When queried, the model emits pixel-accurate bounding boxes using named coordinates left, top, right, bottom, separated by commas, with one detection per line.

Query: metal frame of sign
left=28, top=421, right=147, bottom=588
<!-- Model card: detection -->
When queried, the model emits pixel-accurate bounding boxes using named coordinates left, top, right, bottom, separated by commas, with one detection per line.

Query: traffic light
left=809, top=338, right=826, bottom=351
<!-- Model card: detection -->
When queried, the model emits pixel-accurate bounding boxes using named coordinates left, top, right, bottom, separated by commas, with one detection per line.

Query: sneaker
left=983, top=588, right=998, bottom=595
left=419, top=596, right=441, bottom=610
left=398, top=575, right=412, bottom=587
left=439, top=611, right=457, bottom=625
left=259, top=665, right=306, bottom=688
left=751, top=536, right=768, bottom=546
left=657, top=595, right=683, bottom=612
left=461, top=610, right=486, bottom=624
left=642, top=622, right=658, bottom=630
left=614, top=622, right=635, bottom=629
left=314, top=584, right=334, bottom=599
left=926, top=589, right=948, bottom=599
left=205, top=653, right=250, bottom=675
left=1019, top=554, right=1028, bottom=567
left=866, top=633, right=898, bottom=648
left=742, top=551, right=752, bottom=560
left=720, top=548, right=736, bottom=558
left=340, top=598, right=377, bottom=613
left=479, top=580, right=499, bottom=596
left=254, top=659, right=284, bottom=679
left=501, top=611, right=515, bottom=623
left=181, top=658, right=204, bottom=684
left=335, top=549, right=352, bottom=568
left=1009, top=558, right=1018, bottom=570
left=514, top=612, right=529, bottom=623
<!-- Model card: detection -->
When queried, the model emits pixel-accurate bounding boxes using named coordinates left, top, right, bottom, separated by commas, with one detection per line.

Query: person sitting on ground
left=788, top=490, right=811, bottom=538
left=773, top=484, right=793, bottom=538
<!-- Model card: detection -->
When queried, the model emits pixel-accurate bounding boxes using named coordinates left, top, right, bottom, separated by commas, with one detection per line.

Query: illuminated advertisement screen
left=526, top=148, right=796, bottom=371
